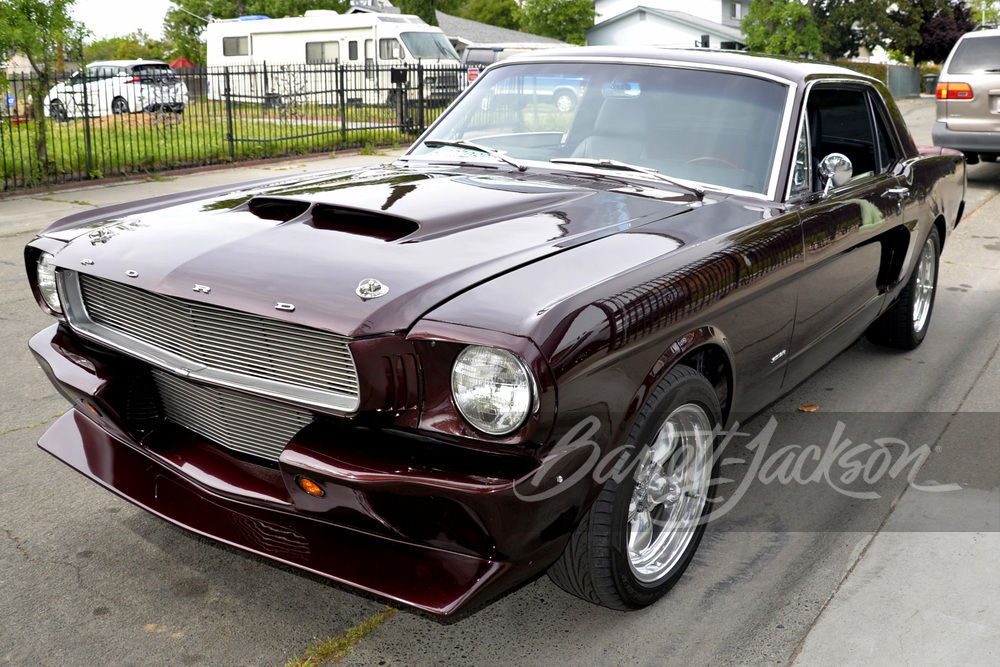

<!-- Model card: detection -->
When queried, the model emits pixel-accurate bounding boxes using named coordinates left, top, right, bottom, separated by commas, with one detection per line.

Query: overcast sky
left=71, top=0, right=176, bottom=40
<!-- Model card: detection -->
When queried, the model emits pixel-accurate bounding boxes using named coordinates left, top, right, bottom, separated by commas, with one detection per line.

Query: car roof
left=509, top=46, right=879, bottom=87
left=86, top=60, right=170, bottom=68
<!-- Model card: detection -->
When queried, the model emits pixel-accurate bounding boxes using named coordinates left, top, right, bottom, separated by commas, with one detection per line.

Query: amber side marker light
left=937, top=82, right=973, bottom=100
left=296, top=476, right=325, bottom=497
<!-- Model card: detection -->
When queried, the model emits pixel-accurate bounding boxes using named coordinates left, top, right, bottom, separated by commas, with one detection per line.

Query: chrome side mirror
left=819, top=153, right=853, bottom=195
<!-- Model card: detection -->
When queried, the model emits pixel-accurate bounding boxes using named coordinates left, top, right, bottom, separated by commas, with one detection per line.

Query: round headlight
left=36, top=251, right=62, bottom=313
left=451, top=346, right=533, bottom=436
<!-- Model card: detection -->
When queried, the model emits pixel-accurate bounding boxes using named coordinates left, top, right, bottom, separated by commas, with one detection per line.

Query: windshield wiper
left=549, top=158, right=704, bottom=200
left=422, top=140, right=527, bottom=172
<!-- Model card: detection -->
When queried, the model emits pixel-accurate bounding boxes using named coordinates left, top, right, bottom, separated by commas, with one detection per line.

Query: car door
left=783, top=83, right=912, bottom=389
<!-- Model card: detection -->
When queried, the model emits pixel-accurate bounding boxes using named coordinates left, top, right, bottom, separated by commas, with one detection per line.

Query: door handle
left=884, top=187, right=910, bottom=199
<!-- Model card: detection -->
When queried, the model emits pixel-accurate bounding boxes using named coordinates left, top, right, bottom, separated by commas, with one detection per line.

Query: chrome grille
left=70, top=273, right=360, bottom=412
left=153, top=369, right=312, bottom=462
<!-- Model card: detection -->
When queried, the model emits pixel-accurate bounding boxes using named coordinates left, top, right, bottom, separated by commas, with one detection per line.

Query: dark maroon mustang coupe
left=26, top=48, right=965, bottom=616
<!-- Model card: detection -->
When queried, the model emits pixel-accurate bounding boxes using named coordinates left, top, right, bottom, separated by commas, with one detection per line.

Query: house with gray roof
left=588, top=1, right=746, bottom=50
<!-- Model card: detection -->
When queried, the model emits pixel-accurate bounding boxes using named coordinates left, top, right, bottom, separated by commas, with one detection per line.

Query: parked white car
left=44, top=60, right=188, bottom=120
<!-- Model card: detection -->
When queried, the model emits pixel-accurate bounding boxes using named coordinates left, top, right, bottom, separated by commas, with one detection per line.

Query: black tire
left=866, top=226, right=940, bottom=350
left=548, top=365, right=721, bottom=610
left=49, top=100, right=68, bottom=122
left=111, top=97, right=128, bottom=115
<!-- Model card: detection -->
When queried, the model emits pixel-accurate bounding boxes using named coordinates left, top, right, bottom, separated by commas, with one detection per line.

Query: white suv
left=45, top=60, right=188, bottom=120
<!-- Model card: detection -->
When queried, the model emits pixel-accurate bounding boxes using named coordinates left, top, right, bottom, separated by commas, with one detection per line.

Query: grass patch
left=284, top=606, right=398, bottom=667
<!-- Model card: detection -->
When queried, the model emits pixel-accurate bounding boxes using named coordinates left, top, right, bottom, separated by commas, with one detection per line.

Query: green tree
left=0, top=0, right=87, bottom=171
left=396, top=0, right=437, bottom=26
left=84, top=31, right=167, bottom=62
left=742, top=0, right=822, bottom=57
left=464, top=0, right=520, bottom=30
left=163, top=0, right=349, bottom=64
left=884, top=0, right=970, bottom=64
left=812, top=0, right=887, bottom=60
left=520, top=0, right=594, bottom=45
left=970, top=1, right=1000, bottom=26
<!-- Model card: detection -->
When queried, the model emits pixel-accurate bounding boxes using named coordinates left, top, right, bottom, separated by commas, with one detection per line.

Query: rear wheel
left=866, top=226, right=940, bottom=350
left=548, top=365, right=720, bottom=610
left=111, top=97, right=128, bottom=114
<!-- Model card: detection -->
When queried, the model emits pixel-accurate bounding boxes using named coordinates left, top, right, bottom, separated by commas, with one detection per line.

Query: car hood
left=45, top=165, right=695, bottom=337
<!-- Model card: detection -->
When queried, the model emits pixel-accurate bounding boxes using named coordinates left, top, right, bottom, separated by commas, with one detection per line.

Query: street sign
left=6, top=94, right=15, bottom=109
left=468, top=68, right=479, bottom=83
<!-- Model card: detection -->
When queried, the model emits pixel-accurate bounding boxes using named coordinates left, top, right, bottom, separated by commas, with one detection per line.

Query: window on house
left=348, top=41, right=359, bottom=61
left=223, top=36, right=249, bottom=57
left=730, top=2, right=742, bottom=20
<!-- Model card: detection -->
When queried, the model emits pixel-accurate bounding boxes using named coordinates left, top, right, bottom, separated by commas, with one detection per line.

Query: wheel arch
left=613, top=327, right=735, bottom=454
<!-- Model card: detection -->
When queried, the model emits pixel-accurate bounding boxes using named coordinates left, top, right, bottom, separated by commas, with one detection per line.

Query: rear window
left=131, top=65, right=173, bottom=82
left=947, top=36, right=1000, bottom=74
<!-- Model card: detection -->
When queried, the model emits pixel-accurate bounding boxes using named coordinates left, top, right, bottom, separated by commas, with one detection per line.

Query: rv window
left=223, top=36, right=249, bottom=57
left=349, top=41, right=359, bottom=61
left=306, top=41, right=340, bottom=64
left=379, top=38, right=404, bottom=60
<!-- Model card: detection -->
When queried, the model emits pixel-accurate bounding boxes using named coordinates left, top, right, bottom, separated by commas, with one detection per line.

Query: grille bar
left=153, top=369, right=312, bottom=462
left=64, top=272, right=361, bottom=412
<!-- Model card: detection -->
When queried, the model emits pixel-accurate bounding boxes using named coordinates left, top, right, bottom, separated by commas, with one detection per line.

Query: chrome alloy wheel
left=627, top=403, right=713, bottom=583
left=912, top=236, right=937, bottom=333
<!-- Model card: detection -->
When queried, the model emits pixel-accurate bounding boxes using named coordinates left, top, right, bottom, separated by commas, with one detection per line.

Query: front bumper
left=30, top=323, right=575, bottom=617
left=932, top=121, right=1000, bottom=154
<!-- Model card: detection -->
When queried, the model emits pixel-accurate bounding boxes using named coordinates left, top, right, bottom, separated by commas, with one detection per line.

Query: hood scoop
left=244, top=196, right=419, bottom=241
left=246, top=196, right=311, bottom=222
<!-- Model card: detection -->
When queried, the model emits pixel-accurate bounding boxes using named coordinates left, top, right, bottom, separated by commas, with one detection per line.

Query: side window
left=348, top=40, right=359, bottom=61
left=789, top=116, right=812, bottom=197
left=306, top=41, right=340, bottom=64
left=223, top=36, right=249, bottom=57
left=799, top=86, right=881, bottom=193
left=379, top=38, right=403, bottom=60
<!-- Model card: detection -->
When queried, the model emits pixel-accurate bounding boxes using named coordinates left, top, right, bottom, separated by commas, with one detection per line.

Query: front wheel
left=111, top=97, right=129, bottom=114
left=548, top=365, right=721, bottom=610
left=866, top=226, right=940, bottom=349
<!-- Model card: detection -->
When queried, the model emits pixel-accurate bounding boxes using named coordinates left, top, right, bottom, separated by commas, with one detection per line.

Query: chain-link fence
left=1, top=62, right=468, bottom=192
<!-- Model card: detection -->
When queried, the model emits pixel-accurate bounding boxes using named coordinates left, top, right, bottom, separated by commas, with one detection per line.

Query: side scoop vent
left=311, top=205, right=419, bottom=241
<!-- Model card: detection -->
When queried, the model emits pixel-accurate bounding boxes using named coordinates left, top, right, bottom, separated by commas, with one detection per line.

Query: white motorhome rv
left=205, top=11, right=461, bottom=106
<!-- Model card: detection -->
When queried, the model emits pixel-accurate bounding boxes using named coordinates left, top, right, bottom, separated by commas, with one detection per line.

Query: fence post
left=339, top=64, right=347, bottom=142
left=223, top=67, right=236, bottom=161
left=81, top=70, right=94, bottom=178
left=417, top=64, right=425, bottom=130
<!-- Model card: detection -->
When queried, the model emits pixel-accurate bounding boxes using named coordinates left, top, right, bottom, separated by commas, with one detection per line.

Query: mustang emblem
left=356, top=278, right=389, bottom=300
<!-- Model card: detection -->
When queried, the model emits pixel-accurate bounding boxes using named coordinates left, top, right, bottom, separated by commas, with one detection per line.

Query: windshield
left=410, top=62, right=789, bottom=195
left=400, top=32, right=459, bottom=61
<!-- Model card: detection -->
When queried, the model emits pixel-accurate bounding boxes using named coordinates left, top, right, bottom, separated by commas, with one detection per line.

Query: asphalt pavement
left=0, top=98, right=997, bottom=666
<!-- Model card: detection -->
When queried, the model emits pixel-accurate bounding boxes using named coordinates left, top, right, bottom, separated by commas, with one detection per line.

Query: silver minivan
left=932, top=28, right=1000, bottom=164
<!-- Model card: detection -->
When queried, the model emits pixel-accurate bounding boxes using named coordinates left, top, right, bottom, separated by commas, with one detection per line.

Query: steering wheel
left=684, top=156, right=744, bottom=170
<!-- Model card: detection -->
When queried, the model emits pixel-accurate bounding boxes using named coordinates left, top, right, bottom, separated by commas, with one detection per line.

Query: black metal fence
left=1, top=63, right=468, bottom=192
